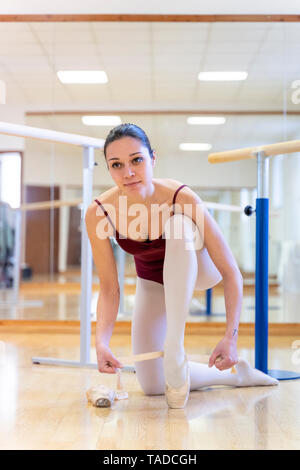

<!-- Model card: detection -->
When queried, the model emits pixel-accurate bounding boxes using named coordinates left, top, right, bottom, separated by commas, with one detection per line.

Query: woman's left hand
left=208, top=336, right=238, bottom=371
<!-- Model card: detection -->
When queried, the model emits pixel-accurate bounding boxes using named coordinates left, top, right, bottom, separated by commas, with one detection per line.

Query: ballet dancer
left=85, top=123, right=278, bottom=409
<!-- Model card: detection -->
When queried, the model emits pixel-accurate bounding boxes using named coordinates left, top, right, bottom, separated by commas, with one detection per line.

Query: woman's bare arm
left=85, top=203, right=122, bottom=372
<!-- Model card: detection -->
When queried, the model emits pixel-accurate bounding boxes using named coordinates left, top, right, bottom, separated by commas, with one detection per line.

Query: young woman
left=85, top=123, right=278, bottom=409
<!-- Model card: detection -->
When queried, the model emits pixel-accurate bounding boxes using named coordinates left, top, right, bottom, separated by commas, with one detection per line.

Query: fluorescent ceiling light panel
left=57, top=70, right=108, bottom=84
left=82, top=116, right=122, bottom=126
left=179, top=143, right=212, bottom=151
left=198, top=72, right=248, bottom=81
left=187, top=116, right=226, bottom=125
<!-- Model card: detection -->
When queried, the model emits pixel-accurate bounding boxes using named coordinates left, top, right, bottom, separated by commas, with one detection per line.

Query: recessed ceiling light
left=187, top=116, right=226, bottom=125
left=198, top=71, right=248, bottom=81
left=82, top=116, right=122, bottom=126
left=57, top=70, right=108, bottom=84
left=179, top=143, right=212, bottom=151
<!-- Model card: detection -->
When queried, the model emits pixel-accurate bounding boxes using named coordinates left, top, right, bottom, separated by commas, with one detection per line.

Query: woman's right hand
left=96, top=343, right=123, bottom=374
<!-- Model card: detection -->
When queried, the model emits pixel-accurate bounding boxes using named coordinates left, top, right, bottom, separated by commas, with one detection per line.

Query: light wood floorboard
left=0, top=329, right=299, bottom=450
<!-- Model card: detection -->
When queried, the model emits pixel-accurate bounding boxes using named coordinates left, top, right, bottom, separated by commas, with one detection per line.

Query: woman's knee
left=164, top=213, right=203, bottom=250
left=165, top=214, right=192, bottom=238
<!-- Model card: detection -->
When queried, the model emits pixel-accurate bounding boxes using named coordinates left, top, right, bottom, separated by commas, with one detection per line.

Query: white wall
left=282, top=153, right=300, bottom=242
left=0, top=0, right=299, bottom=15
left=162, top=154, right=256, bottom=188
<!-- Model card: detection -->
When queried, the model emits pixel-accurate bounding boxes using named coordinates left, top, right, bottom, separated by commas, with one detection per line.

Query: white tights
left=131, top=214, right=278, bottom=395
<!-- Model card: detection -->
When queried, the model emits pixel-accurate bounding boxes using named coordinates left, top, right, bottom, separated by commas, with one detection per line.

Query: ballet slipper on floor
left=86, top=369, right=129, bottom=408
left=86, top=384, right=129, bottom=407
left=86, top=385, right=116, bottom=408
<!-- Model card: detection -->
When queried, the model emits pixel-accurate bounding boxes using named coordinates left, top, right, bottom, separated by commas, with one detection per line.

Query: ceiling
left=1, top=21, right=300, bottom=155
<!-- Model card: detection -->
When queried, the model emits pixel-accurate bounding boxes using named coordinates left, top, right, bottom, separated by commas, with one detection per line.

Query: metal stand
left=246, top=151, right=300, bottom=380
left=32, top=145, right=97, bottom=368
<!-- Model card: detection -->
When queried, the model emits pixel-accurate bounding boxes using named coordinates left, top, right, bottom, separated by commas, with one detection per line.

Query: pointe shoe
left=86, top=385, right=116, bottom=408
left=165, top=355, right=190, bottom=409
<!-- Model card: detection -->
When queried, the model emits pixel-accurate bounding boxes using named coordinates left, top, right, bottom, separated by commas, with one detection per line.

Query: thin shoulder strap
left=172, top=184, right=188, bottom=206
left=94, top=199, right=117, bottom=232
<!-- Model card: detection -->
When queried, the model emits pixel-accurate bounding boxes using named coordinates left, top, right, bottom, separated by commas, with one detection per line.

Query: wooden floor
left=1, top=271, right=300, bottom=449
left=0, top=325, right=300, bottom=450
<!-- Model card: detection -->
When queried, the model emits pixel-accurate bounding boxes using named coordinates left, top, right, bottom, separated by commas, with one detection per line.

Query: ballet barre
left=0, top=120, right=103, bottom=148
left=0, top=120, right=103, bottom=369
left=208, top=139, right=300, bottom=381
left=208, top=140, right=300, bottom=164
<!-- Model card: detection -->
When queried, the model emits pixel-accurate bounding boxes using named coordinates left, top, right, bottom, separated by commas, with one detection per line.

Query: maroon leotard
left=94, top=184, right=187, bottom=285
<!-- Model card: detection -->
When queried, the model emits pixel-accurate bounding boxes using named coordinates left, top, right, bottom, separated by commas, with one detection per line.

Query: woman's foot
left=165, top=354, right=190, bottom=409
left=234, top=358, right=279, bottom=387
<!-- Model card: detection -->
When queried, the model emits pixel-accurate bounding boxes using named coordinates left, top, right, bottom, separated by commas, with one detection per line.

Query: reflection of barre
left=205, top=202, right=278, bottom=217
left=208, top=139, right=300, bottom=164
left=204, top=201, right=242, bottom=213
left=17, top=198, right=83, bottom=211
left=16, top=197, right=280, bottom=217
left=205, top=201, right=279, bottom=217
left=18, top=198, right=242, bottom=213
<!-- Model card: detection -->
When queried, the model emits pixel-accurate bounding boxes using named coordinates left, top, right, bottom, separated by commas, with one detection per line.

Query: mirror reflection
left=0, top=21, right=299, bottom=324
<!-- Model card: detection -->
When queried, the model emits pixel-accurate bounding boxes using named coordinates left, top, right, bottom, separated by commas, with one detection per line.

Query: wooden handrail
left=208, top=139, right=300, bottom=164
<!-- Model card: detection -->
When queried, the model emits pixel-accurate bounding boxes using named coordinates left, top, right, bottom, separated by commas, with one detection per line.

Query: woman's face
left=105, top=136, right=156, bottom=194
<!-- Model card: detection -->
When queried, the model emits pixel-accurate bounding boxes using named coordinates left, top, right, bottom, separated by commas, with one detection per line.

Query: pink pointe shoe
left=165, top=355, right=190, bottom=409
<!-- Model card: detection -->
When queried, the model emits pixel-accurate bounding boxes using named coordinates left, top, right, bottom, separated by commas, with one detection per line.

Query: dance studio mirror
left=0, top=20, right=299, bottom=325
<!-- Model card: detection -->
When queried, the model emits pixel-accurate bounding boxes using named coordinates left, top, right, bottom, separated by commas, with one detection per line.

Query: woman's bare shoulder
left=156, top=178, right=186, bottom=192
left=159, top=178, right=184, bottom=187
left=87, top=186, right=119, bottom=218
left=162, top=178, right=202, bottom=205
left=85, top=187, right=118, bottom=240
left=95, top=186, right=119, bottom=203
